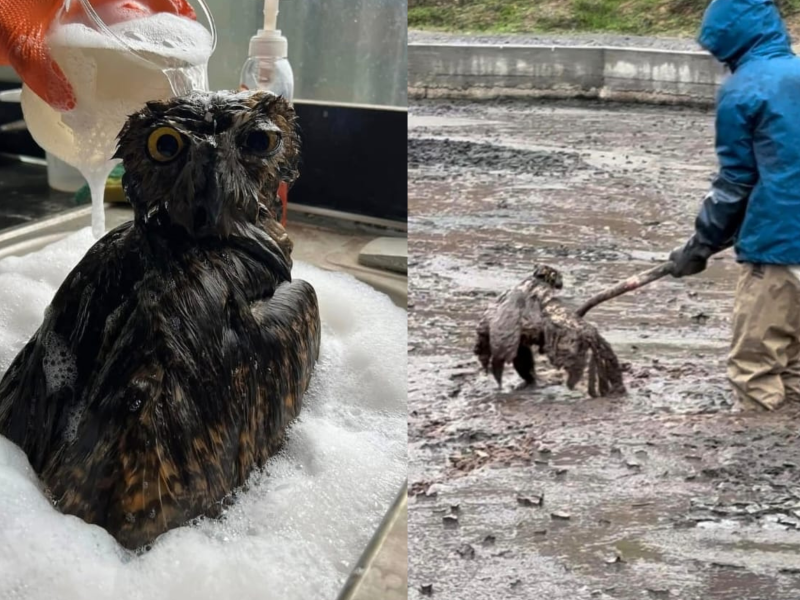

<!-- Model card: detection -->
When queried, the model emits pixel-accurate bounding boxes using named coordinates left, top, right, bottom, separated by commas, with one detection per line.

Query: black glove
left=669, top=236, right=715, bottom=278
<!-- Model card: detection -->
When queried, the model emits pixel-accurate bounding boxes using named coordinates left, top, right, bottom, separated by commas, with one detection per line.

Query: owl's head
left=531, top=264, right=563, bottom=290
left=114, top=90, right=300, bottom=238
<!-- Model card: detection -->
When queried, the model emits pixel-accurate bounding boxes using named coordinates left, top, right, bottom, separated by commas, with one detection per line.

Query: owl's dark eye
left=147, top=127, right=185, bottom=163
left=244, top=130, right=281, bottom=156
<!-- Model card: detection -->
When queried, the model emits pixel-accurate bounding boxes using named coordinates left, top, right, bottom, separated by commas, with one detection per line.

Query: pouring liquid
left=21, top=13, right=213, bottom=238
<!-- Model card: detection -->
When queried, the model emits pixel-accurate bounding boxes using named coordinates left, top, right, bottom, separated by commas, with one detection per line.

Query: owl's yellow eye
left=147, top=127, right=185, bottom=163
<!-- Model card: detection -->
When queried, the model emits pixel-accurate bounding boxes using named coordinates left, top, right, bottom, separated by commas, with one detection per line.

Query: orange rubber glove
left=0, top=0, right=196, bottom=111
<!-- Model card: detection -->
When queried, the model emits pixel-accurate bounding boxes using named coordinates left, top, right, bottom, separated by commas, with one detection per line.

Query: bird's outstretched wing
left=530, top=292, right=624, bottom=397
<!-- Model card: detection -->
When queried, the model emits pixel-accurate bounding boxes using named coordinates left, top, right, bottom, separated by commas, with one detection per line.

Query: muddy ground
left=407, top=99, right=800, bottom=600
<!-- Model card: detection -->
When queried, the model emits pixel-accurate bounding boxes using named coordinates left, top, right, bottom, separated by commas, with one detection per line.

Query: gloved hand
left=669, top=236, right=715, bottom=278
left=0, top=0, right=196, bottom=111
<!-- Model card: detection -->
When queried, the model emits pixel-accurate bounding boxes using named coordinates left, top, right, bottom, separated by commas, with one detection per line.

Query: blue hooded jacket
left=693, top=0, right=800, bottom=264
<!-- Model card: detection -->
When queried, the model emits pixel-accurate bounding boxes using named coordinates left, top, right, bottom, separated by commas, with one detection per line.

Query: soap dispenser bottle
left=240, top=0, right=294, bottom=224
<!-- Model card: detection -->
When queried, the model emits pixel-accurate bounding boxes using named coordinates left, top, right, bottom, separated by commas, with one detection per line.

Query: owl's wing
left=528, top=296, right=624, bottom=397
left=489, top=290, right=535, bottom=364
left=248, top=278, right=321, bottom=424
left=0, top=335, right=72, bottom=471
left=0, top=222, right=141, bottom=471
left=39, top=298, right=221, bottom=549
left=472, top=289, right=547, bottom=386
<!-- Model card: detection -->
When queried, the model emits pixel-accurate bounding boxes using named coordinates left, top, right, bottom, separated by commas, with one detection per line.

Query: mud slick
left=408, top=138, right=590, bottom=176
left=408, top=98, right=800, bottom=599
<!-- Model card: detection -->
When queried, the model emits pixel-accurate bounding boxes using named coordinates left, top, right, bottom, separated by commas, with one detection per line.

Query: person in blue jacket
left=670, top=0, right=800, bottom=411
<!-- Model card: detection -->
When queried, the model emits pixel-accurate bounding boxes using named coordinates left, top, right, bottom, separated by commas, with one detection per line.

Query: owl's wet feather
left=0, top=91, right=320, bottom=550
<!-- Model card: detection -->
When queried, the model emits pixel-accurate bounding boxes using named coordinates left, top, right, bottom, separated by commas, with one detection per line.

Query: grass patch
left=409, top=0, right=800, bottom=37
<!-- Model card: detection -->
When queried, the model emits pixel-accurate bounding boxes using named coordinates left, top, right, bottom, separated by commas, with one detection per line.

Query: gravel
left=408, top=29, right=704, bottom=52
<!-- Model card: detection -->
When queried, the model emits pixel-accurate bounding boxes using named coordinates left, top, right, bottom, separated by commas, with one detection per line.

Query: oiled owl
left=0, top=91, right=321, bottom=550
left=474, top=264, right=624, bottom=397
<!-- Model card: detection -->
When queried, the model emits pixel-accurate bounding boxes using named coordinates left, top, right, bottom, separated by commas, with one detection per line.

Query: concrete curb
left=408, top=43, right=727, bottom=106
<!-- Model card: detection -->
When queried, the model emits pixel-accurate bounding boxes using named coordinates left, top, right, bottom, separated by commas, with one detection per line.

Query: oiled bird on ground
left=474, top=265, right=624, bottom=397
left=0, top=90, right=321, bottom=550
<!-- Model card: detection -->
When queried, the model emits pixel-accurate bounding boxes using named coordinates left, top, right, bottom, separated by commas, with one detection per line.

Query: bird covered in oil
left=0, top=90, right=321, bottom=550
left=474, top=264, right=624, bottom=397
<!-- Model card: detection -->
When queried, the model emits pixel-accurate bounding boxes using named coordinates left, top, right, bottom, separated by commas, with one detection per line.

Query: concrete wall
left=408, top=44, right=728, bottom=106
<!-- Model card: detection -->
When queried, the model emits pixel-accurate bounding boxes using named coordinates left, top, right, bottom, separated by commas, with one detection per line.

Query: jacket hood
left=698, top=0, right=793, bottom=69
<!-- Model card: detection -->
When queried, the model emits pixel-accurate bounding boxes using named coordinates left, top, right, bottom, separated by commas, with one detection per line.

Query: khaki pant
left=728, top=263, right=800, bottom=411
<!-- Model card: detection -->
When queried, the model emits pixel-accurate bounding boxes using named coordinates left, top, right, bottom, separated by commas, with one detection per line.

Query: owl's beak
left=191, top=176, right=229, bottom=237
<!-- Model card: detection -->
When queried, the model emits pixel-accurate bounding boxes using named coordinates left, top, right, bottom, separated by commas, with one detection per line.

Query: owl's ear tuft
left=144, top=99, right=170, bottom=113
left=254, top=93, right=301, bottom=187
left=255, top=92, right=295, bottom=125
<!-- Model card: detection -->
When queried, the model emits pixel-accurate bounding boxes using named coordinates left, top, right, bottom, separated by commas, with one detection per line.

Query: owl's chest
left=90, top=244, right=278, bottom=368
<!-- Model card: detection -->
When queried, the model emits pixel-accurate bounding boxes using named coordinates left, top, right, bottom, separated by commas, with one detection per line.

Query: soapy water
left=0, top=228, right=407, bottom=600
left=21, top=12, right=213, bottom=238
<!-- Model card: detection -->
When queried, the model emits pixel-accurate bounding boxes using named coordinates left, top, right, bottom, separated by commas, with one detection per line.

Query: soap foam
left=41, top=331, right=78, bottom=395
left=22, top=13, right=213, bottom=238
left=0, top=228, right=407, bottom=600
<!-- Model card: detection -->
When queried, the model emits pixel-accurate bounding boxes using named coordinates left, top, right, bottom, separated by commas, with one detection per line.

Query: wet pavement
left=407, top=98, right=800, bottom=600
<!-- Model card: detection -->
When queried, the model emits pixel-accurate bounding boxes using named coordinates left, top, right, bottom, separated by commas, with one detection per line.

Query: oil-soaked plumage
left=474, top=265, right=624, bottom=397
left=0, top=91, right=321, bottom=549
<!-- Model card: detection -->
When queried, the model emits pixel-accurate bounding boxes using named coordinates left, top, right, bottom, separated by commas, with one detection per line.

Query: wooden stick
left=575, top=261, right=674, bottom=318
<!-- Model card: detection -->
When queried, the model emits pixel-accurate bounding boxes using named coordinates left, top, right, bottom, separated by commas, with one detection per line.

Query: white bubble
left=42, top=332, right=77, bottom=395
left=63, top=400, right=86, bottom=443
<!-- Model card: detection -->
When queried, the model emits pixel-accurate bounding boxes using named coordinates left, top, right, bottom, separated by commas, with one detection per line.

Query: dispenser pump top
left=248, top=0, right=287, bottom=58
left=264, top=0, right=279, bottom=29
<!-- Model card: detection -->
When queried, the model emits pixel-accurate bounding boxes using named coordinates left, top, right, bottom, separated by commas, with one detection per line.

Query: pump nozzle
left=247, top=0, right=287, bottom=58
left=263, top=0, right=279, bottom=30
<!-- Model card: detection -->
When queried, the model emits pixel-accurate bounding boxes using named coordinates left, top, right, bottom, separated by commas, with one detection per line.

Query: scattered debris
left=409, top=481, right=439, bottom=499
left=710, top=562, right=744, bottom=570
left=517, top=494, right=544, bottom=508
left=443, top=515, right=459, bottom=529
left=456, top=543, right=476, bottom=560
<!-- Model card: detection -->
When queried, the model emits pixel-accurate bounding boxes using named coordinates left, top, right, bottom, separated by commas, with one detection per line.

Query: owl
left=474, top=265, right=624, bottom=397
left=0, top=91, right=321, bottom=550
